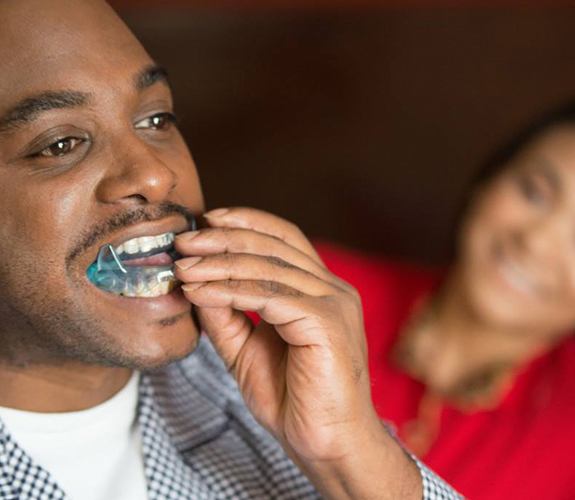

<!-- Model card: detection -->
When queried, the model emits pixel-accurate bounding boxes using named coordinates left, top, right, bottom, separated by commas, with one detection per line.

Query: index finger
left=202, top=207, right=325, bottom=267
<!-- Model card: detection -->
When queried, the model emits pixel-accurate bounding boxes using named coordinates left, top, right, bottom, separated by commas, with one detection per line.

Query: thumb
left=196, top=306, right=253, bottom=370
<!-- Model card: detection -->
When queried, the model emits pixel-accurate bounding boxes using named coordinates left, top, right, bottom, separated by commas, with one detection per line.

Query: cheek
left=0, top=177, right=92, bottom=283
left=461, top=181, right=526, bottom=258
left=168, top=137, right=205, bottom=211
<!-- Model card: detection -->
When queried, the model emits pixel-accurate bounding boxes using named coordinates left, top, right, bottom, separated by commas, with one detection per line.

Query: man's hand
left=174, top=207, right=422, bottom=499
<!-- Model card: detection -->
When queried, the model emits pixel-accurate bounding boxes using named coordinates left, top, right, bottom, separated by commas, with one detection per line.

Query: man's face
left=0, top=0, right=204, bottom=368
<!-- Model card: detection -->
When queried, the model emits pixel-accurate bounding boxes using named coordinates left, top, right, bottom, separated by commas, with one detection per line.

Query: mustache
left=67, top=202, right=197, bottom=266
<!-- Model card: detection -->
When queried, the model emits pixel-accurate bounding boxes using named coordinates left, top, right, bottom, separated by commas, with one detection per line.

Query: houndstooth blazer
left=0, top=337, right=462, bottom=499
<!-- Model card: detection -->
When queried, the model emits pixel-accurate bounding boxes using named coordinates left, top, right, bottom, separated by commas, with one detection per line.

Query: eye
left=517, top=174, right=549, bottom=207
left=36, top=137, right=85, bottom=158
left=134, top=112, right=177, bottom=131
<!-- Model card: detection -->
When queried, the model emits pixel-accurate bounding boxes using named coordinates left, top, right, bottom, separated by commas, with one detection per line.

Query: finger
left=203, top=207, right=323, bottom=266
left=195, top=305, right=255, bottom=369
left=175, top=252, right=338, bottom=297
left=175, top=227, right=352, bottom=293
left=183, top=279, right=341, bottom=346
left=197, top=306, right=286, bottom=381
left=176, top=226, right=324, bottom=274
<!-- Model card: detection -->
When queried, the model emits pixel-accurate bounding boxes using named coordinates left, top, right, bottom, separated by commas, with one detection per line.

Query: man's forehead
left=0, top=0, right=154, bottom=112
left=0, top=0, right=129, bottom=45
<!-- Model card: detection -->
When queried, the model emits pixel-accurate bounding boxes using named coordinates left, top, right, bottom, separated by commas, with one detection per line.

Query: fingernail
left=175, top=256, right=202, bottom=270
left=176, top=230, right=200, bottom=241
left=182, top=283, right=204, bottom=292
left=204, top=208, right=229, bottom=218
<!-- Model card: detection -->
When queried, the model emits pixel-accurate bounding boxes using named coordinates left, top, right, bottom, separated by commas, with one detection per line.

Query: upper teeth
left=115, top=232, right=175, bottom=255
left=500, top=259, right=536, bottom=296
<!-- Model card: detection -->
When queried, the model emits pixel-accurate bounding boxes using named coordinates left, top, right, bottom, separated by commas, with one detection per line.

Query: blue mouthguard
left=86, top=216, right=197, bottom=297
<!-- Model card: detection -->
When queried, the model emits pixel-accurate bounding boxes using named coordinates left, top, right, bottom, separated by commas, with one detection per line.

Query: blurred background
left=111, top=1, right=575, bottom=265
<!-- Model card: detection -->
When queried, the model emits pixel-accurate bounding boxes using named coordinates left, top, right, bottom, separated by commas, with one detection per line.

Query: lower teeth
left=121, top=278, right=175, bottom=298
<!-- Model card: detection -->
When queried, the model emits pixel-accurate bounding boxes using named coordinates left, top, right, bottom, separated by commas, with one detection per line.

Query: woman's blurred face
left=457, top=125, right=575, bottom=337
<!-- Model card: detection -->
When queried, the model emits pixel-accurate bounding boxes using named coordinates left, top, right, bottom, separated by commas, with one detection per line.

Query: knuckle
left=259, top=280, right=283, bottom=295
left=268, top=232, right=285, bottom=245
left=221, top=226, right=251, bottom=253
left=348, top=286, right=362, bottom=304
left=265, top=255, right=295, bottom=270
left=224, top=279, right=242, bottom=290
left=319, top=294, right=341, bottom=312
left=233, top=231, right=250, bottom=253
left=274, top=219, right=302, bottom=243
left=258, top=280, right=303, bottom=298
left=320, top=290, right=360, bottom=316
left=332, top=275, right=358, bottom=296
left=332, top=278, right=362, bottom=304
left=221, top=251, right=236, bottom=269
left=285, top=220, right=304, bottom=239
left=220, top=227, right=235, bottom=247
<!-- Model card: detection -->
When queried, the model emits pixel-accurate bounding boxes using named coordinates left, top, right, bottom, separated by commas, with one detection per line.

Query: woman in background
left=318, top=102, right=575, bottom=499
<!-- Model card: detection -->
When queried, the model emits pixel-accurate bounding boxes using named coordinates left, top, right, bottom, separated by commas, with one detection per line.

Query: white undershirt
left=0, top=371, right=148, bottom=500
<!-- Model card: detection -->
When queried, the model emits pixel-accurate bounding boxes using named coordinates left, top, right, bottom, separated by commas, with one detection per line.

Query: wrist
left=293, top=416, right=423, bottom=500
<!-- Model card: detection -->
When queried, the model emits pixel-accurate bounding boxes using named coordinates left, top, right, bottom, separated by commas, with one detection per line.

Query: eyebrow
left=0, top=90, right=90, bottom=134
left=135, top=64, right=170, bottom=91
left=0, top=64, right=170, bottom=135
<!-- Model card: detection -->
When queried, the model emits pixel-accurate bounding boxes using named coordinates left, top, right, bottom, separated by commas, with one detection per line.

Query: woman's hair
left=470, top=99, right=575, bottom=191
left=450, top=99, right=575, bottom=260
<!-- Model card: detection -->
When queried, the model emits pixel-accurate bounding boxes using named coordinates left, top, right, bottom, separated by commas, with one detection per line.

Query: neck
left=396, top=271, right=556, bottom=407
left=0, top=361, right=132, bottom=412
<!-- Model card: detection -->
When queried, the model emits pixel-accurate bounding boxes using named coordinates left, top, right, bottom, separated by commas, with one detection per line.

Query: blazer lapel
left=0, top=420, right=66, bottom=500
left=138, top=374, right=217, bottom=500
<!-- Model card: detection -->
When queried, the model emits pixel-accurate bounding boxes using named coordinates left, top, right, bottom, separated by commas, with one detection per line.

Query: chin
left=104, top=315, right=201, bottom=370
left=472, top=289, right=521, bottom=326
left=465, top=273, right=540, bottom=331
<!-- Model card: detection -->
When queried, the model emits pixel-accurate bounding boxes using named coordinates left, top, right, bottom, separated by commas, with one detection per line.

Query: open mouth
left=493, top=239, right=539, bottom=299
left=87, top=231, right=180, bottom=298
left=498, top=257, right=536, bottom=296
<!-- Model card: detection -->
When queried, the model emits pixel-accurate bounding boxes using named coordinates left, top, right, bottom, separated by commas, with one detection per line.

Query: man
left=0, top=0, right=460, bottom=498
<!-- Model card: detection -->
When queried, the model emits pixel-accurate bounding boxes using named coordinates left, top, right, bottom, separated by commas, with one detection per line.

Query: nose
left=95, top=133, right=177, bottom=205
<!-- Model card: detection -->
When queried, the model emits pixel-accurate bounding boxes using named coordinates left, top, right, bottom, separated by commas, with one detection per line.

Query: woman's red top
left=317, top=242, right=575, bottom=500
